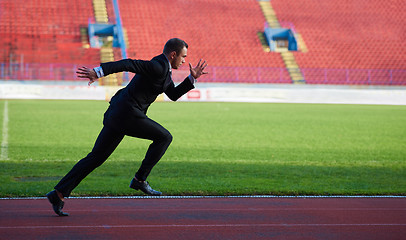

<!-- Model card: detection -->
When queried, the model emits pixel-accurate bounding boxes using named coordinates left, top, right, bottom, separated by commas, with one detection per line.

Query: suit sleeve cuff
left=188, top=74, right=197, bottom=84
left=93, top=66, right=104, bottom=78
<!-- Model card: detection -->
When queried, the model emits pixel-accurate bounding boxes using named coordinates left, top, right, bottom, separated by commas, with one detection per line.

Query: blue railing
left=112, top=0, right=127, bottom=59
left=112, top=0, right=128, bottom=82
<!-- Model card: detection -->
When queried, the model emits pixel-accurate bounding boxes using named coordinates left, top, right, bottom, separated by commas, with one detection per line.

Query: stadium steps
left=296, top=33, right=308, bottom=53
left=258, top=0, right=305, bottom=84
left=256, top=32, right=271, bottom=52
left=92, top=0, right=119, bottom=85
left=100, top=48, right=121, bottom=85
left=80, top=27, right=90, bottom=49
left=92, top=0, right=109, bottom=23
left=258, top=1, right=281, bottom=28
left=281, top=52, right=305, bottom=83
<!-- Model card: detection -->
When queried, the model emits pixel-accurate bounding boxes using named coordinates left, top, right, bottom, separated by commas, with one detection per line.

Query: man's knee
left=163, top=131, right=173, bottom=145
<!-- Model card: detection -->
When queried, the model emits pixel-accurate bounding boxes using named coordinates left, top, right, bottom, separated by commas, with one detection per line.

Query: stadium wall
left=1, top=82, right=405, bottom=105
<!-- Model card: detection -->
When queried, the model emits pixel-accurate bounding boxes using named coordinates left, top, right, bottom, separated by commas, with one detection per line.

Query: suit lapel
left=163, top=71, right=173, bottom=92
left=159, top=54, right=173, bottom=91
left=151, top=54, right=173, bottom=92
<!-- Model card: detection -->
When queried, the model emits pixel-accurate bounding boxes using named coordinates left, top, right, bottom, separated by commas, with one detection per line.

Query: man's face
left=170, top=47, right=187, bottom=69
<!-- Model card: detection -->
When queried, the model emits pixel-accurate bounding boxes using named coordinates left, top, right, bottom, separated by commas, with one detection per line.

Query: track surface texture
left=0, top=197, right=405, bottom=239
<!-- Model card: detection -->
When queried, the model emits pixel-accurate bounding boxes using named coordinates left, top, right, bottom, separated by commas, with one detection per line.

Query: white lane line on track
left=2, top=208, right=406, bottom=214
left=1, top=100, right=8, bottom=160
left=1, top=195, right=406, bottom=200
left=1, top=223, right=406, bottom=229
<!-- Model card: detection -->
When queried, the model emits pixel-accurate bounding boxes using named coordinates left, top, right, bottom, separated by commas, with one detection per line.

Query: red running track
left=0, top=197, right=405, bottom=239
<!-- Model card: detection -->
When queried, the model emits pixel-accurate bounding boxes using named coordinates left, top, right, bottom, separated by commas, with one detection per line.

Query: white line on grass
left=1, top=100, right=8, bottom=160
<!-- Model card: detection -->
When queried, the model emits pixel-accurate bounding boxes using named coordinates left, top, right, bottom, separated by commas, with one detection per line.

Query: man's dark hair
left=163, top=38, right=188, bottom=55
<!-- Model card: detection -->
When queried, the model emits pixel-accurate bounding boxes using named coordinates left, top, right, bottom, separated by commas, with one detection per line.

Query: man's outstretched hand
left=189, top=59, right=208, bottom=79
left=76, top=66, right=98, bottom=86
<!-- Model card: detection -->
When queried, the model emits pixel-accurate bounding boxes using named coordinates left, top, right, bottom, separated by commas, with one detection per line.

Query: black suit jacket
left=101, top=54, right=194, bottom=120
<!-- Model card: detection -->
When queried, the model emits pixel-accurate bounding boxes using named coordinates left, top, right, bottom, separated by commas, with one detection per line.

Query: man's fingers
left=77, top=75, right=91, bottom=79
left=197, top=60, right=206, bottom=68
left=189, top=60, right=208, bottom=79
left=77, top=66, right=91, bottom=73
left=76, top=71, right=87, bottom=76
left=190, top=60, right=208, bottom=69
left=77, top=67, right=87, bottom=72
left=202, top=63, right=208, bottom=69
left=88, top=80, right=95, bottom=86
left=76, top=70, right=90, bottom=77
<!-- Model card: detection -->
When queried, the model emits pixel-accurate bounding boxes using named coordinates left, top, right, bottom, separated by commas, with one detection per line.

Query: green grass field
left=0, top=99, right=405, bottom=197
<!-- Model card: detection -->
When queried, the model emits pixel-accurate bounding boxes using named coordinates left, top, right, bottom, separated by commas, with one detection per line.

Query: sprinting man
left=46, top=38, right=208, bottom=216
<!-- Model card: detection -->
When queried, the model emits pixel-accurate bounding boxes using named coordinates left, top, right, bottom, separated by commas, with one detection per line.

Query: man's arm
left=101, top=59, right=163, bottom=78
left=77, top=59, right=165, bottom=86
left=165, top=59, right=208, bottom=101
left=165, top=78, right=195, bottom=101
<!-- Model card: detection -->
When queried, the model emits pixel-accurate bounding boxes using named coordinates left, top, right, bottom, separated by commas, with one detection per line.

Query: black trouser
left=54, top=116, right=172, bottom=198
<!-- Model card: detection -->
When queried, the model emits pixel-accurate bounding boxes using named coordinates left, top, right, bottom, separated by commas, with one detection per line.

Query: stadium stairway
left=281, top=52, right=304, bottom=83
left=258, top=0, right=305, bottom=84
left=92, top=0, right=119, bottom=85
left=295, top=33, right=308, bottom=53
left=93, top=0, right=109, bottom=23
left=258, top=0, right=280, bottom=28
left=256, top=32, right=271, bottom=52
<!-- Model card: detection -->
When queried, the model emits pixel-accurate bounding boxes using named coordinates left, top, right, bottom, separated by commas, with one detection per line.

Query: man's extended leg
left=54, top=125, right=124, bottom=197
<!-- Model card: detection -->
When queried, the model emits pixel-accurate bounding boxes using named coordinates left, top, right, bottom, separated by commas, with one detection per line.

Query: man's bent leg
left=54, top=126, right=124, bottom=197
left=125, top=117, right=172, bottom=181
left=135, top=131, right=172, bottom=181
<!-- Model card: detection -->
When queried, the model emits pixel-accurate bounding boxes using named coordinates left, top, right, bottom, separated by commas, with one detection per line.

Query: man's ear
left=170, top=51, right=177, bottom=59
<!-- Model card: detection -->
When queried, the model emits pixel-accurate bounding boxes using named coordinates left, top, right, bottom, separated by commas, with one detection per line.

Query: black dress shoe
left=46, top=190, right=69, bottom=216
left=129, top=178, right=162, bottom=196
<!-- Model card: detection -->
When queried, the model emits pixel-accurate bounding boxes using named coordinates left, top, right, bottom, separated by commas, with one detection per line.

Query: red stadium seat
left=272, top=0, right=406, bottom=85
left=1, top=0, right=404, bottom=85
